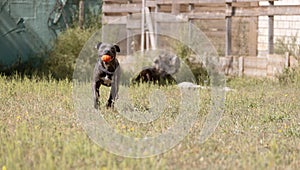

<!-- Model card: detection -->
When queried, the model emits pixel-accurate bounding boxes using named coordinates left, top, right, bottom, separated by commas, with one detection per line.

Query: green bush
left=0, top=54, right=47, bottom=78
left=268, top=35, right=300, bottom=85
left=45, top=27, right=98, bottom=80
left=275, top=35, right=300, bottom=60
left=174, top=42, right=209, bottom=85
left=276, top=67, right=300, bottom=85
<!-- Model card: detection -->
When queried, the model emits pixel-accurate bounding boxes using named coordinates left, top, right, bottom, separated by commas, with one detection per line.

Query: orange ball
left=101, top=55, right=112, bottom=62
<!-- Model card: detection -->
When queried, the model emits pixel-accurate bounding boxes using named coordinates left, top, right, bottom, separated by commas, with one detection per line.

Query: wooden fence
left=102, top=0, right=300, bottom=55
left=219, top=54, right=299, bottom=77
left=102, top=0, right=300, bottom=78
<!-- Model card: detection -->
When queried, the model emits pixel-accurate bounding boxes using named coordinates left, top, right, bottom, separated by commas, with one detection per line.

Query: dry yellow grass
left=0, top=74, right=299, bottom=169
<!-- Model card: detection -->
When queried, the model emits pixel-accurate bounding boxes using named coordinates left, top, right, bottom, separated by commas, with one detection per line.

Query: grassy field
left=1, top=74, right=300, bottom=169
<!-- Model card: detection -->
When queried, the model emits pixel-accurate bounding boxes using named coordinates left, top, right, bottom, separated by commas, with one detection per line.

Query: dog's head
left=153, top=53, right=180, bottom=75
left=95, top=42, right=120, bottom=63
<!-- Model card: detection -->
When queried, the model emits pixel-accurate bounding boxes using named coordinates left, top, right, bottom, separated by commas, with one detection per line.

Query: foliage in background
left=45, top=26, right=97, bottom=80
left=44, top=7, right=102, bottom=80
left=275, top=34, right=300, bottom=60
left=84, top=10, right=102, bottom=29
left=174, top=42, right=210, bottom=85
left=276, top=67, right=300, bottom=85
left=0, top=0, right=102, bottom=78
left=0, top=54, right=48, bottom=78
left=274, top=35, right=300, bottom=84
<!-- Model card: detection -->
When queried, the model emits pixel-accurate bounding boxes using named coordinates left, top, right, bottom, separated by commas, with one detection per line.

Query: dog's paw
left=106, top=102, right=111, bottom=108
left=106, top=101, right=114, bottom=109
left=94, top=101, right=99, bottom=110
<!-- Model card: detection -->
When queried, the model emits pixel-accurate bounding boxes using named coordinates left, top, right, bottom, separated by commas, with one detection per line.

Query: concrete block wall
left=258, top=0, right=300, bottom=57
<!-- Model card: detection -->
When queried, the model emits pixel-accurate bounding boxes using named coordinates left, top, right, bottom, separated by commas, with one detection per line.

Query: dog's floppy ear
left=114, top=45, right=120, bottom=52
left=95, top=42, right=102, bottom=50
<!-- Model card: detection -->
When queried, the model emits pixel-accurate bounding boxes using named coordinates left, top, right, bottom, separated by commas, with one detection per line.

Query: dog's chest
left=95, top=60, right=118, bottom=86
left=99, top=63, right=115, bottom=86
left=100, top=75, right=112, bottom=86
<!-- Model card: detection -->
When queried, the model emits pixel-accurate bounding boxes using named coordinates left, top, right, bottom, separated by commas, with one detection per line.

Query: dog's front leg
left=106, top=82, right=117, bottom=108
left=93, top=81, right=101, bottom=109
left=106, top=67, right=120, bottom=108
left=107, top=83, right=118, bottom=108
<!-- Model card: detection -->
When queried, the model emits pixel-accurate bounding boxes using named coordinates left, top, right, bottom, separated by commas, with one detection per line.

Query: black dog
left=133, top=66, right=176, bottom=85
left=93, top=42, right=120, bottom=109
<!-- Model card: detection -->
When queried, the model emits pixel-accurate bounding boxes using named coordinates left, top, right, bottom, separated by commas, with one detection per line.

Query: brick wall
left=258, top=0, right=300, bottom=56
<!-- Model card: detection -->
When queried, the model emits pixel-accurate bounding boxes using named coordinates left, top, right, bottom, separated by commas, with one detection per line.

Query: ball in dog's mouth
left=101, top=55, right=112, bottom=62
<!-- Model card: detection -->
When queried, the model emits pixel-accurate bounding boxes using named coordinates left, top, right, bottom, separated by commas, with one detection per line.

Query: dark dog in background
left=133, top=66, right=176, bottom=85
left=93, top=42, right=120, bottom=109
left=133, top=52, right=179, bottom=85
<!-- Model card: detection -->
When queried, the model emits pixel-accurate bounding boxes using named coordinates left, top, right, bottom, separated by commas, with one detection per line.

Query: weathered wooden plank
left=225, top=2, right=232, bottom=56
left=267, top=54, right=285, bottom=63
left=103, top=2, right=299, bottom=16
left=102, top=0, right=148, bottom=3
left=217, top=55, right=297, bottom=78
left=228, top=6, right=300, bottom=17
left=244, top=68, right=267, bottom=77
left=146, top=1, right=157, bottom=7
left=156, top=0, right=277, bottom=4
left=155, top=15, right=189, bottom=22
left=156, top=14, right=222, bottom=22
left=156, top=0, right=225, bottom=4
left=102, top=4, right=142, bottom=13
left=238, top=56, right=244, bottom=76
left=266, top=55, right=285, bottom=76
left=102, top=0, right=278, bottom=6
left=102, top=15, right=128, bottom=24
left=103, top=0, right=132, bottom=4
left=187, top=12, right=225, bottom=19
left=194, top=3, right=225, bottom=8
left=103, top=14, right=187, bottom=25
left=127, top=19, right=141, bottom=29
left=103, top=0, right=131, bottom=1
left=226, top=0, right=277, bottom=2
left=232, top=2, right=251, bottom=7
left=195, top=20, right=226, bottom=31
left=244, top=57, right=267, bottom=69
left=248, top=17, right=258, bottom=56
left=204, top=31, right=225, bottom=37
left=185, top=6, right=300, bottom=17
left=194, top=6, right=225, bottom=12
left=172, top=0, right=180, bottom=14
left=157, top=4, right=172, bottom=12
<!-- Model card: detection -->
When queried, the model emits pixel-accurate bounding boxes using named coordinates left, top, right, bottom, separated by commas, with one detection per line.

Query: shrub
left=45, top=27, right=98, bottom=80
left=174, top=42, right=209, bottom=85
left=274, top=35, right=300, bottom=85
left=276, top=67, right=300, bottom=85
left=275, top=35, right=300, bottom=60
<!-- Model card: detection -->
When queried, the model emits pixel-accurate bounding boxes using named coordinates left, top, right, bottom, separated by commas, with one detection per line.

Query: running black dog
left=92, top=42, right=120, bottom=109
left=133, top=66, right=176, bottom=85
left=133, top=52, right=179, bottom=85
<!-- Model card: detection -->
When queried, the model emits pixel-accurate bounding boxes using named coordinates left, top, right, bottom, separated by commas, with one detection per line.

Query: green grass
left=1, top=74, right=300, bottom=169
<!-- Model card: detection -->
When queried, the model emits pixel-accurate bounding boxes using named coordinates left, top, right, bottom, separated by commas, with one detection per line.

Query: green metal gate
left=0, top=0, right=101, bottom=71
